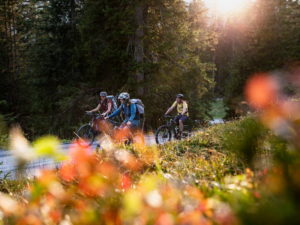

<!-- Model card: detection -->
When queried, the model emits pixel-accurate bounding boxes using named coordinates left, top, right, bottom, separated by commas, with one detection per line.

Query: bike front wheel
left=76, top=124, right=95, bottom=145
left=155, top=125, right=172, bottom=144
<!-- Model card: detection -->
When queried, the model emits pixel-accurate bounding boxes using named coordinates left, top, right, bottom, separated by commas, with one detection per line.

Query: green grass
left=0, top=179, right=29, bottom=194
left=156, top=121, right=246, bottom=194
left=153, top=116, right=284, bottom=196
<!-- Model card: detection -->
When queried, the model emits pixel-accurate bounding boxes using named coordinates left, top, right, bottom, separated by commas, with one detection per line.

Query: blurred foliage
left=0, top=129, right=242, bottom=225
left=2, top=109, right=300, bottom=224
left=221, top=117, right=268, bottom=167
left=207, top=98, right=229, bottom=120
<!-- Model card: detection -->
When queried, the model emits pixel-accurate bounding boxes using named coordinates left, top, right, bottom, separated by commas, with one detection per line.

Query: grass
left=1, top=119, right=248, bottom=193
left=0, top=117, right=269, bottom=194
left=155, top=121, right=246, bottom=195
left=0, top=179, right=29, bottom=194
left=2, top=116, right=296, bottom=225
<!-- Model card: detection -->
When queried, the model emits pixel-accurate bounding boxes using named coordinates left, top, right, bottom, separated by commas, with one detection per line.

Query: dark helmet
left=176, top=94, right=184, bottom=99
left=99, top=91, right=108, bottom=97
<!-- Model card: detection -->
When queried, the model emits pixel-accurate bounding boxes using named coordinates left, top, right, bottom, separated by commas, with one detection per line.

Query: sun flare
left=203, top=0, right=252, bottom=16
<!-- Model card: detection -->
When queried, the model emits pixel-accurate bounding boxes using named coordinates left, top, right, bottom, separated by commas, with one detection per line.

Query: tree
left=0, top=0, right=23, bottom=121
left=0, top=0, right=216, bottom=137
left=214, top=0, right=300, bottom=113
left=143, top=0, right=215, bottom=125
left=134, top=0, right=146, bottom=96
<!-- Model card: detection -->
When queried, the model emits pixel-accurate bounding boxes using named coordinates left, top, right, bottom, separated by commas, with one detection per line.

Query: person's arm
left=102, top=101, right=112, bottom=116
left=87, top=104, right=100, bottom=113
left=107, top=105, right=122, bottom=119
left=128, top=104, right=137, bottom=123
left=181, top=101, right=188, bottom=115
left=123, top=117, right=129, bottom=124
left=165, top=102, right=177, bottom=115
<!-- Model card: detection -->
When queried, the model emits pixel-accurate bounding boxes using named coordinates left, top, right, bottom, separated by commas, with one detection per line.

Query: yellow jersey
left=172, top=101, right=189, bottom=116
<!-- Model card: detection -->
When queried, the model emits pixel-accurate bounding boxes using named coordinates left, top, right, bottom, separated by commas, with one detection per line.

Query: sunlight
left=203, top=0, right=252, bottom=16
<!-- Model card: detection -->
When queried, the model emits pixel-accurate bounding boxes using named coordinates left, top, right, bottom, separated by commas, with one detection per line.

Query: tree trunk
left=70, top=0, right=75, bottom=78
left=3, top=0, right=10, bottom=72
left=11, top=0, right=17, bottom=78
left=134, top=1, right=145, bottom=97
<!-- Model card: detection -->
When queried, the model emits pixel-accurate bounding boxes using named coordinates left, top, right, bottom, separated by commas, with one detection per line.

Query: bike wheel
left=76, top=124, right=95, bottom=145
left=155, top=125, right=172, bottom=144
left=182, top=126, right=192, bottom=139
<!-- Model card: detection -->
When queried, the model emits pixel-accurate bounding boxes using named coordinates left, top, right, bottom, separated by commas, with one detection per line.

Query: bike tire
left=155, top=125, right=172, bottom=144
left=76, top=124, right=95, bottom=146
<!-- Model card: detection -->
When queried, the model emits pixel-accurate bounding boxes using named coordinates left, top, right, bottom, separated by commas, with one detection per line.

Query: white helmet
left=118, top=92, right=130, bottom=100
left=176, top=94, right=184, bottom=99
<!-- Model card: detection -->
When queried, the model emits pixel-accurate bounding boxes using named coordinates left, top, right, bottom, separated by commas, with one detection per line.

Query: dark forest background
left=0, top=0, right=299, bottom=139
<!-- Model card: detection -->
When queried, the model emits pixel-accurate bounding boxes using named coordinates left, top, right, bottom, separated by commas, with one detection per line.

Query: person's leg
left=131, top=120, right=140, bottom=129
left=114, top=123, right=130, bottom=142
left=95, top=116, right=104, bottom=131
left=117, top=121, right=139, bottom=144
left=127, top=120, right=140, bottom=135
left=119, top=123, right=126, bottom=129
left=128, top=120, right=142, bottom=144
left=99, top=119, right=113, bottom=135
left=179, top=120, right=184, bottom=133
left=179, top=115, right=188, bottom=134
left=174, top=115, right=181, bottom=125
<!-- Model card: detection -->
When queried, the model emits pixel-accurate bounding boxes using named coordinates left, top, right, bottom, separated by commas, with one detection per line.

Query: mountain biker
left=105, top=92, right=140, bottom=129
left=165, top=94, right=189, bottom=136
left=86, top=91, right=113, bottom=116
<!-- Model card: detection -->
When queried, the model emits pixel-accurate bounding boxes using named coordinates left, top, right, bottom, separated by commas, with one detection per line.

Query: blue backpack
left=130, top=99, right=145, bottom=115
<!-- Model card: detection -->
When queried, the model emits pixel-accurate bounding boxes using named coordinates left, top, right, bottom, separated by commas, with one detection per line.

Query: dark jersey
left=99, top=98, right=112, bottom=113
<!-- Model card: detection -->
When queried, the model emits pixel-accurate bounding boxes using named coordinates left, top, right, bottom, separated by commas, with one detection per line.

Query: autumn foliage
left=2, top=67, right=300, bottom=224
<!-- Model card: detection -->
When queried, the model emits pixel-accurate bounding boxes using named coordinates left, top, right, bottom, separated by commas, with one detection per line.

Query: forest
left=1, top=1, right=300, bottom=225
left=1, top=0, right=298, bottom=138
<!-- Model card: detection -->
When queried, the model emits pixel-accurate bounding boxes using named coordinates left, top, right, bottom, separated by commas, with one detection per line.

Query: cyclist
left=86, top=91, right=113, bottom=116
left=105, top=92, right=140, bottom=129
left=165, top=94, right=189, bottom=136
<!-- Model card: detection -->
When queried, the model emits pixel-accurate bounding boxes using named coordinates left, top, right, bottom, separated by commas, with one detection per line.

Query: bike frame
left=165, top=116, right=194, bottom=139
left=155, top=115, right=200, bottom=144
left=87, top=113, right=120, bottom=135
left=165, top=117, right=180, bottom=139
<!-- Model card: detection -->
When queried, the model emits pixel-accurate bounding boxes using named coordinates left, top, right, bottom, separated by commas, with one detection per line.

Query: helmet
left=176, top=94, right=184, bottom=99
left=118, top=92, right=130, bottom=100
left=99, top=91, right=107, bottom=97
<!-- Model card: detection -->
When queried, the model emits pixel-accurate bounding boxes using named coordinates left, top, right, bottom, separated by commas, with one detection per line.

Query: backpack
left=107, top=95, right=118, bottom=112
left=130, top=99, right=145, bottom=115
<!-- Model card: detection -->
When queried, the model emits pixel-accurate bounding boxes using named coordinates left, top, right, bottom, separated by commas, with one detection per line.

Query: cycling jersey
left=171, top=100, right=189, bottom=116
left=99, top=98, right=112, bottom=113
left=108, top=103, right=140, bottom=127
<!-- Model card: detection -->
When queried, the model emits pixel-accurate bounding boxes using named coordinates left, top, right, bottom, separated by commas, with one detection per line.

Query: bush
left=207, top=98, right=229, bottom=120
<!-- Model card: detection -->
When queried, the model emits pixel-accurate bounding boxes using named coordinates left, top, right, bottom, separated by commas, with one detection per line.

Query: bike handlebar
left=85, top=112, right=103, bottom=118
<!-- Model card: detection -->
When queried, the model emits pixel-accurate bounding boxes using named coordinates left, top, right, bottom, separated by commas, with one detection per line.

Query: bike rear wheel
left=182, top=125, right=192, bottom=138
left=155, top=125, right=172, bottom=144
left=76, top=124, right=95, bottom=145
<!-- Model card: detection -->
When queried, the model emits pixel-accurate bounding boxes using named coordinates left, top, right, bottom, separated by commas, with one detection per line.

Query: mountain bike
left=155, top=115, right=200, bottom=145
left=75, top=112, right=120, bottom=145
